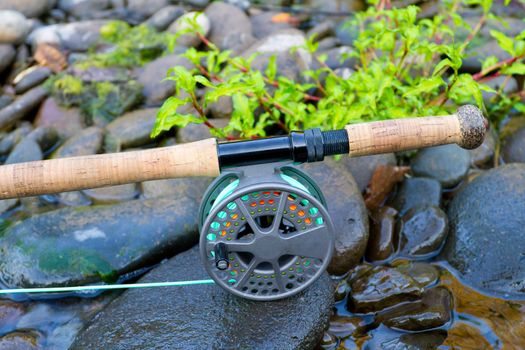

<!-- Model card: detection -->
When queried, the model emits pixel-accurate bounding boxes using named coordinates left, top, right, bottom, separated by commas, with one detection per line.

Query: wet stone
left=0, top=330, right=41, bottom=350
left=411, top=144, right=470, bottom=188
left=442, top=164, right=525, bottom=296
left=469, top=128, right=496, bottom=166
left=35, top=98, right=85, bottom=139
left=5, top=137, right=42, bottom=164
left=301, top=158, right=369, bottom=275
left=13, top=66, right=52, bottom=94
left=347, top=265, right=423, bottom=313
left=394, top=262, right=439, bottom=289
left=341, top=153, right=397, bottom=193
left=502, top=125, right=525, bottom=164
left=0, top=122, right=32, bottom=155
left=0, top=300, right=27, bottom=330
left=71, top=246, right=334, bottom=349
left=0, top=197, right=200, bottom=288
left=250, top=12, right=294, bottom=39
left=366, top=206, right=398, bottom=262
left=83, top=184, right=139, bottom=204
left=378, top=287, right=452, bottom=332
left=0, top=44, right=15, bottom=75
left=334, top=279, right=350, bottom=302
left=144, top=5, right=185, bottom=31
left=0, top=86, right=48, bottom=130
left=388, top=177, right=441, bottom=216
left=177, top=118, right=230, bottom=143
left=53, top=127, right=103, bottom=158
left=328, top=315, right=371, bottom=339
left=319, top=332, right=337, bottom=348
left=104, top=108, right=158, bottom=151
left=398, top=205, right=448, bottom=258
left=363, top=327, right=447, bottom=349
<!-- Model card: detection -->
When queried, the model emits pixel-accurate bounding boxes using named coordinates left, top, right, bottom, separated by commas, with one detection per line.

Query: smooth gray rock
left=127, top=0, right=168, bottom=19
left=411, top=145, right=470, bottom=188
left=141, top=177, right=211, bottom=201
left=307, top=21, right=335, bottom=42
left=144, top=5, right=185, bottom=31
left=442, top=164, right=525, bottom=296
left=250, top=12, right=294, bottom=39
left=13, top=66, right=52, bottom=94
left=168, top=11, right=210, bottom=48
left=0, top=44, right=15, bottom=75
left=389, top=177, right=442, bottom=216
left=82, top=184, right=139, bottom=204
left=0, top=86, right=47, bottom=130
left=302, top=158, right=369, bottom=275
left=53, top=127, right=103, bottom=158
left=0, top=122, right=32, bottom=155
left=71, top=246, right=334, bottom=350
left=58, top=0, right=110, bottom=18
left=470, top=128, right=496, bottom=166
left=482, top=75, right=518, bottom=105
left=5, top=137, right=42, bottom=164
left=35, top=98, right=85, bottom=139
left=177, top=118, right=230, bottom=143
left=0, top=0, right=53, bottom=18
left=341, top=153, right=397, bottom=193
left=27, top=21, right=109, bottom=51
left=104, top=108, right=158, bottom=150
left=0, top=197, right=200, bottom=288
left=502, top=125, right=525, bottom=163
left=0, top=10, right=30, bottom=44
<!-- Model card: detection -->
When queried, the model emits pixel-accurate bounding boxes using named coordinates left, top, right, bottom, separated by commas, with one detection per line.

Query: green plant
left=152, top=0, right=525, bottom=140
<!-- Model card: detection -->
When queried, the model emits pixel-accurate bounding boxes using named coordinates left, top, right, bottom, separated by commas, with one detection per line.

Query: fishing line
left=0, top=279, right=216, bottom=294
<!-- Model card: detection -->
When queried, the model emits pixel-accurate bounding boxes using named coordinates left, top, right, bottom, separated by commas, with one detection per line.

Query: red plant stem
left=472, top=55, right=523, bottom=81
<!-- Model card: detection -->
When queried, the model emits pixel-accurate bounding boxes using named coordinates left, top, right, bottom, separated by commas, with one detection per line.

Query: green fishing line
left=0, top=279, right=216, bottom=294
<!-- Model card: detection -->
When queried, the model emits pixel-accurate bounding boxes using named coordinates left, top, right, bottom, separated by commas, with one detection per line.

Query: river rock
left=0, top=86, right=47, bottom=130
left=0, top=10, right=31, bottom=44
left=398, top=205, right=448, bottom=258
left=71, top=245, right=334, bottom=349
left=0, top=197, right=200, bottom=288
left=317, top=37, right=339, bottom=51
left=470, top=128, right=496, bottom=166
left=307, top=21, right=335, bottom=42
left=104, top=108, right=158, bottom=151
left=363, top=328, right=447, bottom=350
left=83, top=184, right=139, bottom=204
left=482, top=75, right=518, bottom=105
left=168, top=11, right=210, bottom=48
left=377, top=287, right=452, bottom=331
left=463, top=40, right=511, bottom=72
left=502, top=125, right=525, bottom=163
left=394, top=262, right=439, bottom=289
left=5, top=137, right=42, bottom=164
left=58, top=0, right=110, bottom=18
left=0, top=44, right=15, bottom=75
left=366, top=206, right=397, bottom=262
left=389, top=177, right=441, bottom=216
left=205, top=2, right=255, bottom=53
left=411, top=144, right=470, bottom=188
left=341, top=153, right=397, bottom=193
left=0, top=331, right=41, bottom=350
left=315, top=46, right=356, bottom=70
left=53, top=127, right=103, bottom=158
left=250, top=12, right=294, bottom=39
left=442, top=164, right=525, bottom=296
left=302, top=158, right=369, bottom=275
left=0, top=0, right=53, bottom=18
left=347, top=265, right=423, bottom=313
left=0, top=300, right=26, bottom=329
left=13, top=66, right=51, bottom=94
left=328, top=315, right=371, bottom=339
left=141, top=177, right=211, bottom=202
left=35, top=98, right=84, bottom=139
left=138, top=54, right=193, bottom=106
left=0, top=122, right=32, bottom=155
left=144, top=5, right=185, bottom=31
left=126, top=0, right=168, bottom=19
left=177, top=118, right=230, bottom=143
left=26, top=126, right=59, bottom=152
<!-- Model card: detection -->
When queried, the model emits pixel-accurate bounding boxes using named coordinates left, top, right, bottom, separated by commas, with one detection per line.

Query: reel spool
left=199, top=164, right=334, bottom=301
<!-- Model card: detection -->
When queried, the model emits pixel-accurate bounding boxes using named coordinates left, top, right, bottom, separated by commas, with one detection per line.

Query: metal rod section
left=217, top=128, right=349, bottom=168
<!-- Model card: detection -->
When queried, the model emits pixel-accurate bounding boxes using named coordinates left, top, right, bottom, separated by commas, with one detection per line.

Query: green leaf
left=490, top=30, right=515, bottom=55
left=265, top=55, right=277, bottom=82
left=403, top=76, right=444, bottom=97
left=194, top=75, right=214, bottom=88
left=481, top=56, right=498, bottom=71
left=150, top=96, right=196, bottom=137
left=501, top=62, right=525, bottom=75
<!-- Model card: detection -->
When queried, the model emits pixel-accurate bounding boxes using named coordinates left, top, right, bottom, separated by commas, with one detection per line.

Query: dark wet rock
left=347, top=265, right=423, bottom=313
left=302, top=158, right=369, bottom=275
left=366, top=206, right=397, bottom=262
left=0, top=330, right=41, bottom=350
left=378, top=287, right=452, bottom=331
left=394, top=262, right=439, bottom=289
left=56, top=191, right=92, bottom=207
left=83, top=184, right=139, bottom=204
left=28, top=21, right=110, bottom=52
left=411, top=145, right=470, bottom=188
left=71, top=246, right=334, bottom=349
left=13, top=66, right=52, bottom=94
left=138, top=54, right=193, bottom=106
left=53, top=127, right=103, bottom=158
left=144, top=5, right=185, bottom=31
left=141, top=177, right=212, bottom=202
left=0, top=10, right=31, bottom=44
left=470, top=128, right=496, bottom=166
left=315, top=46, right=356, bottom=70
left=389, top=177, right=441, bottom=216
left=0, top=0, right=53, bottom=18
left=26, top=125, right=59, bottom=152
left=0, top=44, right=15, bottom=75
left=363, top=327, right=447, bottom=349
left=442, top=164, right=525, bottom=296
left=0, top=122, right=32, bottom=155
left=328, top=315, right=371, bottom=339
left=334, top=279, right=350, bottom=302
left=207, top=95, right=232, bottom=119
left=319, top=332, right=337, bottom=348
left=317, top=36, right=340, bottom=51
left=7, top=44, right=30, bottom=83
left=0, top=300, right=27, bottom=329
left=5, top=137, right=42, bottom=164
left=341, top=153, right=397, bottom=193
left=0, top=197, right=200, bottom=288
left=0, top=86, right=48, bottom=130
left=482, top=75, right=518, bottom=105
left=177, top=118, right=230, bottom=143
left=58, top=0, right=110, bottom=18
left=0, top=198, right=18, bottom=214
left=104, top=108, right=158, bottom=151
left=184, top=0, right=211, bottom=7
left=307, top=21, right=335, bottom=42
left=127, top=0, right=168, bottom=19
left=0, top=95, right=13, bottom=110
left=35, top=98, right=84, bottom=139
left=502, top=125, right=525, bottom=164
left=205, top=2, right=255, bottom=53
left=250, top=12, right=294, bottom=39
left=463, top=40, right=511, bottom=72
left=398, top=205, right=448, bottom=258
left=335, top=20, right=356, bottom=46
left=168, top=11, right=211, bottom=48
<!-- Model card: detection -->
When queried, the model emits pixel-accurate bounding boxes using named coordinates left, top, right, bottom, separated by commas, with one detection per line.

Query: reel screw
left=214, top=242, right=229, bottom=270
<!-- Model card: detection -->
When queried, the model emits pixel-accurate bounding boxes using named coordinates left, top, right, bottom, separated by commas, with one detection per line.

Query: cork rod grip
left=0, top=138, right=220, bottom=199
left=345, top=105, right=487, bottom=157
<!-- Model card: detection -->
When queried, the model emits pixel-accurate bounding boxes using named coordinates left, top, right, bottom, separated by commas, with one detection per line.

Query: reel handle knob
left=214, top=243, right=229, bottom=270
left=344, top=105, right=488, bottom=157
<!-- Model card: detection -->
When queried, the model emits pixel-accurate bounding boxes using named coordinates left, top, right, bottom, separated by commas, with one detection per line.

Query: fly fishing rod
left=0, top=105, right=487, bottom=300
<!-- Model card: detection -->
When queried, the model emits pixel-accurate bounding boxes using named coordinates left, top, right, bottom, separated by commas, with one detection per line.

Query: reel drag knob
left=199, top=166, right=334, bottom=301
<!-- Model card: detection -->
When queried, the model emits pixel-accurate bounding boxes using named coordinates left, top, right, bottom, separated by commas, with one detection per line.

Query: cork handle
left=345, top=105, right=487, bottom=156
left=0, top=138, right=220, bottom=199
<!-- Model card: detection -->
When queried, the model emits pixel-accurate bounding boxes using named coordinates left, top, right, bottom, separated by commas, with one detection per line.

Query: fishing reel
left=198, top=163, right=334, bottom=301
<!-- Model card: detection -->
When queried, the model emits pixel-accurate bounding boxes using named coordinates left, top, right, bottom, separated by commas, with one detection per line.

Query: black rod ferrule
left=217, top=128, right=349, bottom=168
